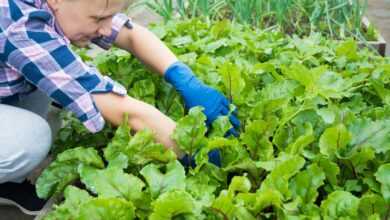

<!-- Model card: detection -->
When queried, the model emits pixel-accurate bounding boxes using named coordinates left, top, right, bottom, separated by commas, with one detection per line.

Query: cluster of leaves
left=38, top=19, right=390, bottom=219
left=145, top=0, right=378, bottom=42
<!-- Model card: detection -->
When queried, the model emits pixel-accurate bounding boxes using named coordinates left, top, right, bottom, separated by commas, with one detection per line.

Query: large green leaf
left=78, top=198, right=135, bottom=220
left=172, top=107, right=208, bottom=155
left=78, top=154, right=145, bottom=204
left=43, top=186, right=93, bottom=220
left=241, top=119, right=276, bottom=161
left=140, top=161, right=186, bottom=198
left=105, top=128, right=176, bottom=166
left=290, top=164, right=326, bottom=204
left=36, top=147, right=104, bottom=199
left=374, top=163, right=390, bottom=203
left=348, top=119, right=390, bottom=154
left=259, top=154, right=305, bottom=199
left=358, top=193, right=387, bottom=219
left=320, top=191, right=360, bottom=219
left=319, top=124, right=351, bottom=158
left=149, top=191, right=201, bottom=220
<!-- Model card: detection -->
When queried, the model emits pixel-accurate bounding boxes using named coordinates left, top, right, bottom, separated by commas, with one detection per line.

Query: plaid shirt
left=0, top=0, right=132, bottom=133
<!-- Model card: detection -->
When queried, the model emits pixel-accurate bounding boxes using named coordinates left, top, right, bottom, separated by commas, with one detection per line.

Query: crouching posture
left=0, top=0, right=239, bottom=214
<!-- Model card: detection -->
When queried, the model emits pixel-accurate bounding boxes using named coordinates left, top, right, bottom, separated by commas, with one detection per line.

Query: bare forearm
left=115, top=22, right=178, bottom=75
left=92, top=93, right=184, bottom=158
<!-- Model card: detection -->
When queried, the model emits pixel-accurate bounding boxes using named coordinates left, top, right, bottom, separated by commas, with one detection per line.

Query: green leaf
left=348, top=147, right=376, bottom=173
left=172, top=107, right=207, bottom=155
left=290, top=164, right=326, bottom=204
left=104, top=117, right=131, bottom=162
left=358, top=193, right=387, bottom=219
left=78, top=154, right=145, bottom=203
left=318, top=71, right=348, bottom=99
left=371, top=79, right=390, bottom=105
left=140, top=161, right=186, bottom=198
left=319, top=124, right=352, bottom=158
left=211, top=176, right=254, bottom=220
left=259, top=154, right=305, bottom=199
left=335, top=39, right=358, bottom=61
left=219, top=62, right=246, bottom=103
left=186, top=172, right=218, bottom=205
left=237, top=189, right=283, bottom=215
left=374, top=163, right=390, bottom=203
left=56, top=147, right=104, bottom=168
left=105, top=129, right=176, bottom=166
left=171, top=35, right=193, bottom=46
left=36, top=147, right=104, bottom=199
left=36, top=162, right=78, bottom=200
left=282, top=64, right=323, bottom=96
left=209, top=115, right=233, bottom=138
left=344, top=179, right=363, bottom=193
left=43, top=186, right=93, bottom=220
left=320, top=191, right=360, bottom=219
left=228, top=176, right=251, bottom=194
left=129, top=79, right=156, bottom=105
left=126, top=130, right=177, bottom=165
left=157, top=85, right=185, bottom=121
left=204, top=38, right=229, bottom=53
left=348, top=119, right=390, bottom=154
left=260, top=80, right=300, bottom=101
left=286, top=123, right=315, bottom=155
left=149, top=191, right=201, bottom=220
left=78, top=198, right=135, bottom=220
left=316, top=107, right=336, bottom=124
left=241, top=119, right=276, bottom=161
left=316, top=157, right=340, bottom=187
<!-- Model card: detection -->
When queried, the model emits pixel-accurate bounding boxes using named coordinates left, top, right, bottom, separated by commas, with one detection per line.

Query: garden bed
left=144, top=0, right=388, bottom=56
left=361, top=16, right=387, bottom=56
left=34, top=18, right=390, bottom=220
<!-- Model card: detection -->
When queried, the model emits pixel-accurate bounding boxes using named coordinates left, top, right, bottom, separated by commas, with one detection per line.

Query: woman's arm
left=114, top=22, right=177, bottom=75
left=113, top=19, right=240, bottom=133
left=92, top=93, right=184, bottom=158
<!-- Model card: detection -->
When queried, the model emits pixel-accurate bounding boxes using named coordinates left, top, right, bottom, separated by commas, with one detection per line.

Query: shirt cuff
left=80, top=69, right=128, bottom=133
left=82, top=111, right=106, bottom=133
left=92, top=13, right=133, bottom=50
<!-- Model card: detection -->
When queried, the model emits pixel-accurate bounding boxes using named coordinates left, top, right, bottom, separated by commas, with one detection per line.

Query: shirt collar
left=21, top=0, right=70, bottom=44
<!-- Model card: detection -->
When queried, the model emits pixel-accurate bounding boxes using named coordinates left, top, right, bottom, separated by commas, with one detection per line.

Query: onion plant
left=144, top=0, right=374, bottom=41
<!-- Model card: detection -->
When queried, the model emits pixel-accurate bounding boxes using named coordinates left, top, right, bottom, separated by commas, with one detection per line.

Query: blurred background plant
left=136, top=0, right=377, bottom=42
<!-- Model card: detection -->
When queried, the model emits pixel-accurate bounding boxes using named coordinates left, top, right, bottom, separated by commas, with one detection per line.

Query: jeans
left=0, top=90, right=53, bottom=183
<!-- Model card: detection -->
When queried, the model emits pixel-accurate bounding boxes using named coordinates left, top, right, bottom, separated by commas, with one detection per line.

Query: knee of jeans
left=0, top=106, right=52, bottom=182
left=24, top=117, right=52, bottom=167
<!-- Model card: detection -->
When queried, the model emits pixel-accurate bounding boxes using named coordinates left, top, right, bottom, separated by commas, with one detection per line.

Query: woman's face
left=47, top=0, right=127, bottom=47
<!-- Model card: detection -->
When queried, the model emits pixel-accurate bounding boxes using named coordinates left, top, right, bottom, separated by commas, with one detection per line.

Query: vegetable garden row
left=144, top=0, right=378, bottom=42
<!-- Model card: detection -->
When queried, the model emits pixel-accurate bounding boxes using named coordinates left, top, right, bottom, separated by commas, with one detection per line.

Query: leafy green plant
left=145, top=0, right=176, bottom=21
left=144, top=0, right=376, bottom=44
left=38, top=19, right=390, bottom=219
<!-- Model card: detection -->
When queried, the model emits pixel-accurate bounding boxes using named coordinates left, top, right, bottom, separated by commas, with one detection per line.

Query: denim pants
left=0, top=90, right=53, bottom=183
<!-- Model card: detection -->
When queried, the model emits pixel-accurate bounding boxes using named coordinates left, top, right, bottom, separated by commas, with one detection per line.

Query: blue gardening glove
left=179, top=149, right=221, bottom=168
left=164, top=61, right=240, bottom=133
left=165, top=61, right=239, bottom=168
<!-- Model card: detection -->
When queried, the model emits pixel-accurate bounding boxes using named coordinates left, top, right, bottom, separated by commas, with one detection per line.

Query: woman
left=0, top=0, right=239, bottom=215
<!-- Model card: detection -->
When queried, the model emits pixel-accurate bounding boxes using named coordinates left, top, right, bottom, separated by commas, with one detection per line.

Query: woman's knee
left=0, top=104, right=52, bottom=182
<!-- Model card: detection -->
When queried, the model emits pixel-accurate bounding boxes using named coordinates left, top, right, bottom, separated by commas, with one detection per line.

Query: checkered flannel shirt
left=0, top=0, right=133, bottom=132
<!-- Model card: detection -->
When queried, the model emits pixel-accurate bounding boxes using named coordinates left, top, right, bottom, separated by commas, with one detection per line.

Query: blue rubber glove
left=165, top=61, right=239, bottom=168
left=164, top=61, right=240, bottom=132
left=179, top=149, right=221, bottom=168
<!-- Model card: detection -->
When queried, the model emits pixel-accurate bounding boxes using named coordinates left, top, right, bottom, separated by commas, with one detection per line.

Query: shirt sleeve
left=92, top=13, right=133, bottom=50
left=3, top=13, right=127, bottom=133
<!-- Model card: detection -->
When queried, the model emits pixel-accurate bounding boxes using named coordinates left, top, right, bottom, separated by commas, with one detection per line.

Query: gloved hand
left=179, top=149, right=221, bottom=168
left=164, top=61, right=240, bottom=134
